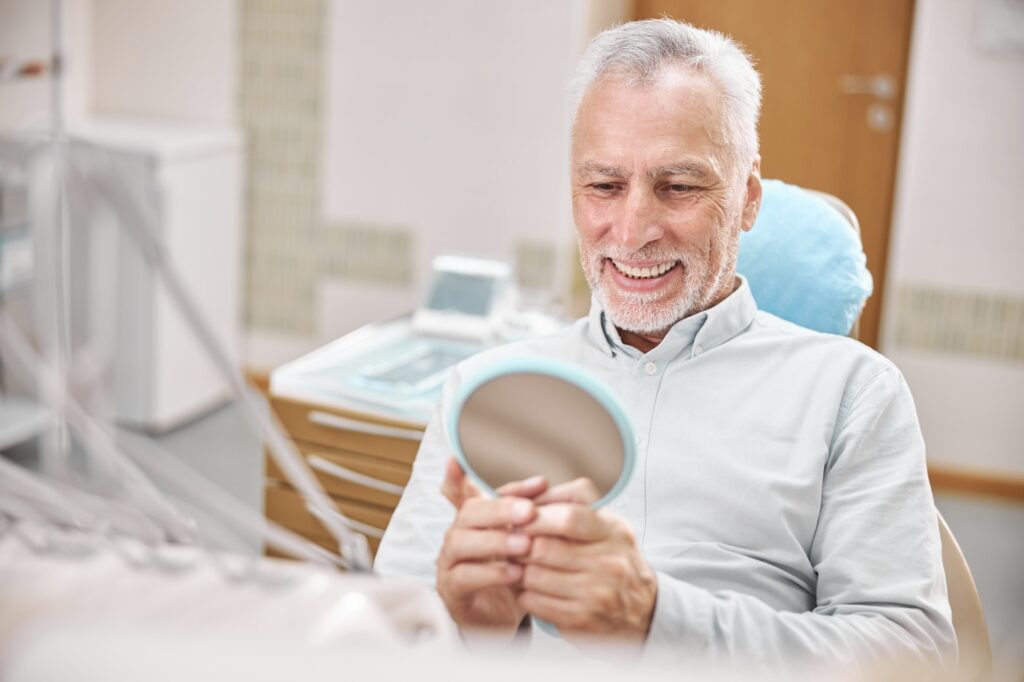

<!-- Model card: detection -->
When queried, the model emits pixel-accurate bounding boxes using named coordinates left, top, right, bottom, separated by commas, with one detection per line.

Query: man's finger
left=439, top=527, right=531, bottom=567
left=521, top=562, right=581, bottom=599
left=441, top=458, right=466, bottom=506
left=523, top=534, right=593, bottom=571
left=441, top=457, right=481, bottom=508
left=518, top=590, right=588, bottom=632
left=457, top=495, right=536, bottom=529
left=441, top=560, right=524, bottom=594
left=495, top=475, right=548, bottom=499
left=532, top=477, right=599, bottom=506
left=521, top=503, right=608, bottom=541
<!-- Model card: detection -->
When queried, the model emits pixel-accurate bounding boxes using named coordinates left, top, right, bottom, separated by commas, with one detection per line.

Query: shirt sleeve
left=646, top=365, right=957, bottom=669
left=373, top=371, right=460, bottom=583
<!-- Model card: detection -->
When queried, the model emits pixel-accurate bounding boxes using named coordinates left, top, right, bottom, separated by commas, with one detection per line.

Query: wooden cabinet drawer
left=266, top=442, right=410, bottom=509
left=270, top=395, right=425, bottom=465
left=264, top=482, right=394, bottom=540
left=266, top=522, right=382, bottom=559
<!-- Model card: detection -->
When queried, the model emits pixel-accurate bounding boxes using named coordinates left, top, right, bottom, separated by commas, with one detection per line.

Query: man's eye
left=668, top=183, right=694, bottom=193
left=591, top=183, right=618, bottom=191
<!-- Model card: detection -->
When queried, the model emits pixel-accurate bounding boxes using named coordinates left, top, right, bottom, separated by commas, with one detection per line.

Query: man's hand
left=520, top=479, right=658, bottom=642
left=435, top=459, right=546, bottom=635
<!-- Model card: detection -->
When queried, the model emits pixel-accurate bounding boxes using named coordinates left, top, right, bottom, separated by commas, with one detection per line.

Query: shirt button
left=644, top=361, right=657, bottom=375
left=693, top=345, right=704, bottom=356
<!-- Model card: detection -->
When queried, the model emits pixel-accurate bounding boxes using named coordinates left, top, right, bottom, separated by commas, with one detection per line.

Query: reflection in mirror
left=450, top=358, right=634, bottom=508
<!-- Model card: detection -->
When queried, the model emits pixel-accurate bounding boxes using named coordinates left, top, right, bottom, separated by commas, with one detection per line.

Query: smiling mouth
left=609, top=259, right=680, bottom=280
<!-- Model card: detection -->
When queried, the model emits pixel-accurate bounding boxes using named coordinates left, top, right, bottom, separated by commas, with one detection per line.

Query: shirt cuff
left=646, top=571, right=714, bottom=658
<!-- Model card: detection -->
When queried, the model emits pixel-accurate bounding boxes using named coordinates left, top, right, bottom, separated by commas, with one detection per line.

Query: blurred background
left=1, top=0, right=1021, bottom=676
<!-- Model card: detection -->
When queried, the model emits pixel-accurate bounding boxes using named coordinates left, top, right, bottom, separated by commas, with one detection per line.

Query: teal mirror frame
left=447, top=355, right=636, bottom=508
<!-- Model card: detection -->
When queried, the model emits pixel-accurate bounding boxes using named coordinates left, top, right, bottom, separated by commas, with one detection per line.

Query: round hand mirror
left=448, top=356, right=635, bottom=507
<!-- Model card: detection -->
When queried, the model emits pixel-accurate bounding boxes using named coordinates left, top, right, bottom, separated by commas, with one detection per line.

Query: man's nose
left=614, top=185, right=663, bottom=251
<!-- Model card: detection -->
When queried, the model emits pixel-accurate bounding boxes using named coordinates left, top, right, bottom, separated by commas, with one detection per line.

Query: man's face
left=572, top=67, right=760, bottom=337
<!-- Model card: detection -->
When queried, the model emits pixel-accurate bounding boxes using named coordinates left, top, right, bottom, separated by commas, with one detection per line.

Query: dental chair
left=740, top=179, right=992, bottom=680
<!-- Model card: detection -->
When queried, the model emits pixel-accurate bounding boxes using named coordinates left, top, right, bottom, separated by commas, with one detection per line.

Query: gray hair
left=570, top=18, right=762, bottom=172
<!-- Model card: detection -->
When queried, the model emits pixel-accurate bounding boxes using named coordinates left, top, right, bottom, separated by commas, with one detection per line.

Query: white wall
left=90, top=0, right=237, bottom=125
left=0, top=0, right=236, bottom=128
left=883, top=0, right=1024, bottom=476
left=0, top=0, right=92, bottom=130
left=886, top=0, right=1024, bottom=293
left=319, top=0, right=590, bottom=335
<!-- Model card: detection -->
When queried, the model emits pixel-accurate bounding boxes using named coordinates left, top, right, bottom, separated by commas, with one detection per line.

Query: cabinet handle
left=306, top=502, right=384, bottom=539
left=308, top=410, right=423, bottom=441
left=308, top=454, right=406, bottom=496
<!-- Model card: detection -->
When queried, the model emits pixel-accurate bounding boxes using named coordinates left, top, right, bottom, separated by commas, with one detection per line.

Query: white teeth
left=612, top=260, right=677, bottom=279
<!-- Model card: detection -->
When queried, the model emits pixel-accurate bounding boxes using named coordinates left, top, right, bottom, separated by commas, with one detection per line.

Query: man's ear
left=741, top=157, right=762, bottom=233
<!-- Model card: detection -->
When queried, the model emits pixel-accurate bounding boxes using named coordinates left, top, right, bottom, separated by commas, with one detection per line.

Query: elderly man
left=375, top=19, right=955, bottom=668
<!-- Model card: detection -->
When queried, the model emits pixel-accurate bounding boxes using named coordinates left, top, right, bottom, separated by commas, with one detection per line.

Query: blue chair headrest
left=737, top=179, right=873, bottom=336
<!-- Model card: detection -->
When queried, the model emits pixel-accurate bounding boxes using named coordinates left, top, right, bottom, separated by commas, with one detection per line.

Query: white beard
left=590, top=254, right=704, bottom=335
left=578, top=219, right=739, bottom=336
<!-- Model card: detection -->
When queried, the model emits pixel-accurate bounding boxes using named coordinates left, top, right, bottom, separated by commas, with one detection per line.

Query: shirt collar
left=585, top=275, right=758, bottom=359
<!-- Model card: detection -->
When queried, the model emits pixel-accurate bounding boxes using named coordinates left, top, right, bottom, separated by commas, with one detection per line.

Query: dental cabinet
left=265, top=318, right=437, bottom=558
left=68, top=118, right=244, bottom=433
left=264, top=257, right=566, bottom=558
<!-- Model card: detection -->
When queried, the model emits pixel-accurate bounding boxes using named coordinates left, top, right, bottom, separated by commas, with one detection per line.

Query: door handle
left=837, top=73, right=897, bottom=100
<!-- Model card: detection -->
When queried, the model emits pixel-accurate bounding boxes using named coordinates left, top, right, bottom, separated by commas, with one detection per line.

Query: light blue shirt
left=375, top=278, right=956, bottom=668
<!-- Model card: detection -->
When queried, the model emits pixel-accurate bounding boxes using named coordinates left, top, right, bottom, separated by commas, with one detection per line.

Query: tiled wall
left=239, top=0, right=417, bottom=336
left=513, top=239, right=558, bottom=293
left=239, top=0, right=325, bottom=334
left=321, top=222, right=413, bottom=287
left=891, top=285, right=1024, bottom=362
left=886, top=282, right=1024, bottom=476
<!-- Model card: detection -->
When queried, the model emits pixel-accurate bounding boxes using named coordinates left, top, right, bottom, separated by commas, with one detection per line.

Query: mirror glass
left=449, top=357, right=634, bottom=507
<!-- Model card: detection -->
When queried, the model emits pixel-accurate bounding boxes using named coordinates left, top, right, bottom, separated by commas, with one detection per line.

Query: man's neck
left=618, top=329, right=666, bottom=354
left=615, top=277, right=740, bottom=353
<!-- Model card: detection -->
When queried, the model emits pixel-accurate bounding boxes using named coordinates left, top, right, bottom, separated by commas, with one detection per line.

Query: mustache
left=593, top=247, right=690, bottom=265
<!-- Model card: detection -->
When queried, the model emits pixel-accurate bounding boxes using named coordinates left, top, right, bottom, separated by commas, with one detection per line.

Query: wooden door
left=634, top=0, right=915, bottom=348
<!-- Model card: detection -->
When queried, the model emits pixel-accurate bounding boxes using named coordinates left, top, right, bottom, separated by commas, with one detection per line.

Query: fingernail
left=506, top=533, right=529, bottom=553
left=524, top=475, right=546, bottom=487
left=512, top=499, right=533, bottom=521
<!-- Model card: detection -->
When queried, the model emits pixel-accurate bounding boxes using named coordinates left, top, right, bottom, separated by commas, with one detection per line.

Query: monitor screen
left=424, top=271, right=498, bottom=317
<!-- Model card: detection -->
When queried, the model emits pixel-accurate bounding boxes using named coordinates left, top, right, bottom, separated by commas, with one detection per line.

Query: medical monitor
left=413, top=256, right=511, bottom=341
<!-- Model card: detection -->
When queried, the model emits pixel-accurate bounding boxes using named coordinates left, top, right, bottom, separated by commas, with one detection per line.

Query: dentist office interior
left=0, top=0, right=1022, bottom=679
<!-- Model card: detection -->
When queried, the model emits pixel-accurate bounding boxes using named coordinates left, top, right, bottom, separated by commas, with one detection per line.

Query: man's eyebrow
left=574, top=161, right=719, bottom=180
left=649, top=162, right=715, bottom=181
left=575, top=162, right=624, bottom=177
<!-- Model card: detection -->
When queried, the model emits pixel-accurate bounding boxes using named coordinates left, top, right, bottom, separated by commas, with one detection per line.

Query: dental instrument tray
left=347, top=341, right=479, bottom=393
left=271, top=316, right=485, bottom=425
left=270, top=255, right=565, bottom=424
